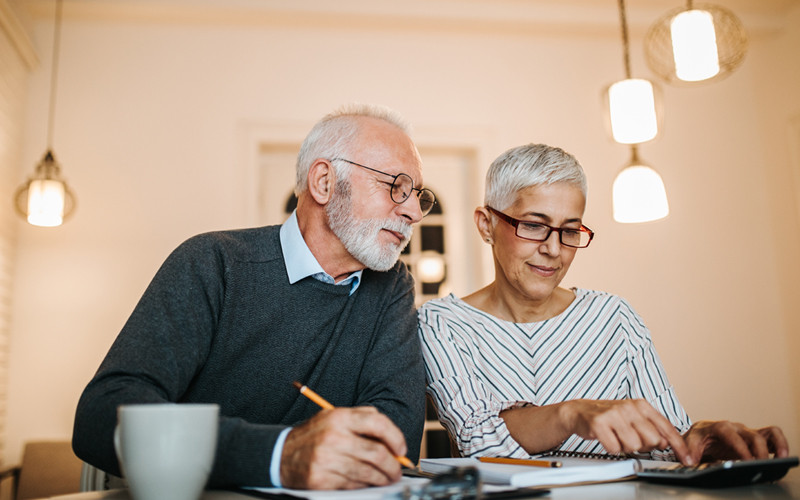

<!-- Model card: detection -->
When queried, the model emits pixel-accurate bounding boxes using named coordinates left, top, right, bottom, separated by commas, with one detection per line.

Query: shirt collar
left=279, top=211, right=362, bottom=293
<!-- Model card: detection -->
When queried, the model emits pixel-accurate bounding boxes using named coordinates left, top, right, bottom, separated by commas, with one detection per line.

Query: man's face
left=327, top=117, right=425, bottom=271
left=326, top=177, right=412, bottom=271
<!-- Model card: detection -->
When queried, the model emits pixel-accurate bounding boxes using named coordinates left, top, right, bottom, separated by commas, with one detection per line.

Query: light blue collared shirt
left=279, top=211, right=362, bottom=294
left=269, top=211, right=363, bottom=486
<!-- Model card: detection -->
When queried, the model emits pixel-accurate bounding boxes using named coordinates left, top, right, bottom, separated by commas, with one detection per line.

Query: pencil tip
left=292, top=381, right=303, bottom=390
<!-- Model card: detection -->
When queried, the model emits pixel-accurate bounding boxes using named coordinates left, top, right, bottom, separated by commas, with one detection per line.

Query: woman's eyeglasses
left=486, top=206, right=594, bottom=248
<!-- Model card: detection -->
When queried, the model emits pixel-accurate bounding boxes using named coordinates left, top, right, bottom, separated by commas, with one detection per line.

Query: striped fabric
left=418, top=288, right=691, bottom=459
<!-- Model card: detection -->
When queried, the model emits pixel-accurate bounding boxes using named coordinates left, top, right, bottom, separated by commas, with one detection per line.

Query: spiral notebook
left=421, top=451, right=799, bottom=489
left=419, top=451, right=639, bottom=488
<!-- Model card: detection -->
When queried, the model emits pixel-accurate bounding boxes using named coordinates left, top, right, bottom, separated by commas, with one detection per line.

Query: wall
left=5, top=2, right=800, bottom=464
left=753, top=4, right=800, bottom=450
left=0, top=0, right=35, bottom=466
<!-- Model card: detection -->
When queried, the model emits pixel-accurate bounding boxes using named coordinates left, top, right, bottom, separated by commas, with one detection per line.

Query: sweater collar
left=279, top=211, right=362, bottom=294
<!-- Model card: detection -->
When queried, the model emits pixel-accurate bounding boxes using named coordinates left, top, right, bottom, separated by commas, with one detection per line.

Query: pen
left=479, top=456, right=562, bottom=468
left=292, top=381, right=416, bottom=469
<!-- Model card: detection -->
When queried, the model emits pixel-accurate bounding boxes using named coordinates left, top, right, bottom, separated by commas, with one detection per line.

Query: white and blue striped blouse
left=418, top=288, right=691, bottom=458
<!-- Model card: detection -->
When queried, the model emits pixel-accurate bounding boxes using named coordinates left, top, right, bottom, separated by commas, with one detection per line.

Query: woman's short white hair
left=295, top=103, right=412, bottom=195
left=484, top=143, right=587, bottom=210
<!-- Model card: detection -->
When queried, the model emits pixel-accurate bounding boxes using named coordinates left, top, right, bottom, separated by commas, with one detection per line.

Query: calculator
left=636, top=456, right=799, bottom=488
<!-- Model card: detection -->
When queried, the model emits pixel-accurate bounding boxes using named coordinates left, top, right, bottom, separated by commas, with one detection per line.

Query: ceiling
left=13, top=0, right=800, bottom=39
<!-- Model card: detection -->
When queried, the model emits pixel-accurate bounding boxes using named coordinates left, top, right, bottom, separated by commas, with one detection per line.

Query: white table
left=44, top=467, right=800, bottom=500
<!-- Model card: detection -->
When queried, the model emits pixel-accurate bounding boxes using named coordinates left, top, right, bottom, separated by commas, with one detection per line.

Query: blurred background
left=1, top=0, right=798, bottom=467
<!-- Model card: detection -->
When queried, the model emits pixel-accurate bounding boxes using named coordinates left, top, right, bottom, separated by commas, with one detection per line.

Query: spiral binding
left=538, top=450, right=628, bottom=461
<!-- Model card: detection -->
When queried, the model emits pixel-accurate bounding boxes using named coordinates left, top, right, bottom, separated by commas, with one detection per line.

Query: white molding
left=237, top=120, right=312, bottom=228
left=412, top=124, right=497, bottom=293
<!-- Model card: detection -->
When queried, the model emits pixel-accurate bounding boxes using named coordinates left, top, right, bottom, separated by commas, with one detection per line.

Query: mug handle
left=113, top=424, right=123, bottom=466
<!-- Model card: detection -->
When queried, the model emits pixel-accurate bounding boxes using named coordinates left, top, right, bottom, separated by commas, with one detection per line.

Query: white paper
left=244, top=476, right=429, bottom=499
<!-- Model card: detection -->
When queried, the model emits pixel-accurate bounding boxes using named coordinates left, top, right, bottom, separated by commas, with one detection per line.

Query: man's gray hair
left=295, top=103, right=412, bottom=195
left=485, top=143, right=587, bottom=210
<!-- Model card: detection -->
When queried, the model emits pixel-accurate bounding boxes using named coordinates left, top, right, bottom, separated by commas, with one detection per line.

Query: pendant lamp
left=606, top=0, right=661, bottom=145
left=14, top=0, right=76, bottom=227
left=645, top=1, right=747, bottom=85
left=613, top=146, right=669, bottom=224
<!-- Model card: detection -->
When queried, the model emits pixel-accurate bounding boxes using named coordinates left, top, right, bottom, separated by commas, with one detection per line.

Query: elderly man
left=73, top=104, right=434, bottom=490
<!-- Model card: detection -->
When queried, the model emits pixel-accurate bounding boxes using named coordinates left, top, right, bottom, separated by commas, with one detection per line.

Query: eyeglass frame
left=330, top=158, right=436, bottom=216
left=485, top=206, right=595, bottom=248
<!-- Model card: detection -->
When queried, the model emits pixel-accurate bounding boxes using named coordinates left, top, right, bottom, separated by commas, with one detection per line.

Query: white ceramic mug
left=114, top=403, right=219, bottom=500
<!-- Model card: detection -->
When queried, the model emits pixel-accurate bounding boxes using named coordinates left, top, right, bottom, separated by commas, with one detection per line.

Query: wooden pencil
left=292, top=381, right=415, bottom=469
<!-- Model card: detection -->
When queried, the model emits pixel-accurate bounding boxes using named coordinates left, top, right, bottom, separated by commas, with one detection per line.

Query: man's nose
left=397, top=193, right=424, bottom=224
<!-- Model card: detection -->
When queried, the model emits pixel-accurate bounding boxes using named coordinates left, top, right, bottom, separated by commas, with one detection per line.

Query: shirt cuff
left=269, top=427, right=292, bottom=487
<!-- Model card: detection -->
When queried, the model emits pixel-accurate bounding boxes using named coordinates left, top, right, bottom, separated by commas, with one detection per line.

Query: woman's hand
left=501, top=398, right=692, bottom=463
left=683, top=420, right=789, bottom=464
left=561, top=399, right=692, bottom=463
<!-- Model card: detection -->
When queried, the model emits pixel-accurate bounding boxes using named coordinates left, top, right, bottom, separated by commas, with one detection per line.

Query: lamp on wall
left=613, top=145, right=669, bottom=224
left=13, top=0, right=76, bottom=227
left=606, top=0, right=660, bottom=145
left=644, top=1, right=747, bottom=85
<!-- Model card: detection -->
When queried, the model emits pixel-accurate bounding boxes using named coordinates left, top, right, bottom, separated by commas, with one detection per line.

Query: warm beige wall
left=753, top=4, right=800, bottom=451
left=6, top=3, right=800, bottom=464
left=0, top=0, right=36, bottom=466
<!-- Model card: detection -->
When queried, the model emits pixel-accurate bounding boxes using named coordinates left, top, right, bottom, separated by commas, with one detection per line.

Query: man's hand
left=563, top=399, right=693, bottom=463
left=683, top=420, right=789, bottom=464
left=279, top=406, right=408, bottom=490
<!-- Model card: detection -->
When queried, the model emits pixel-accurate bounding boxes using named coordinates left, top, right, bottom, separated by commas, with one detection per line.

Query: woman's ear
left=307, top=159, right=335, bottom=205
left=474, top=207, right=494, bottom=245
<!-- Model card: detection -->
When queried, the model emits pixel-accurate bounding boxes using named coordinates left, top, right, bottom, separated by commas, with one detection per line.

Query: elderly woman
left=419, top=143, right=788, bottom=465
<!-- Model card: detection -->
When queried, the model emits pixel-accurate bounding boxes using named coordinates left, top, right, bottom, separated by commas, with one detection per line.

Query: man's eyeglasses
left=331, top=158, right=436, bottom=217
left=486, top=206, right=594, bottom=248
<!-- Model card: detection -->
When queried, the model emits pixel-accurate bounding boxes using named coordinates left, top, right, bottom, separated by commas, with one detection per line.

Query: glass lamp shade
left=27, top=179, right=66, bottom=227
left=14, top=150, right=76, bottom=227
left=612, top=153, right=669, bottom=223
left=607, top=79, right=659, bottom=144
left=671, top=9, right=720, bottom=82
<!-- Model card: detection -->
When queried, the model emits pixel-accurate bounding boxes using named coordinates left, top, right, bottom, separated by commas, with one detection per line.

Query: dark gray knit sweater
left=72, top=225, right=425, bottom=487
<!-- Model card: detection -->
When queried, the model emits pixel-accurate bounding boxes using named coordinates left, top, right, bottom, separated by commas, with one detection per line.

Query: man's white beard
left=326, top=179, right=413, bottom=272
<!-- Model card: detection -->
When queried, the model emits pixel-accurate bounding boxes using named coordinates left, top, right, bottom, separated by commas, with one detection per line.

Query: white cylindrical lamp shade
left=27, top=179, right=66, bottom=227
left=612, top=165, right=669, bottom=223
left=607, top=79, right=659, bottom=144
left=671, top=9, right=720, bottom=82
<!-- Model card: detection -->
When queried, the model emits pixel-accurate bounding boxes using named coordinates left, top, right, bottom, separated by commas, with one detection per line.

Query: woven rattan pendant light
left=644, top=1, right=747, bottom=85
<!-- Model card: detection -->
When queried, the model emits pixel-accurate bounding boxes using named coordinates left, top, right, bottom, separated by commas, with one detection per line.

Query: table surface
left=44, top=467, right=800, bottom=500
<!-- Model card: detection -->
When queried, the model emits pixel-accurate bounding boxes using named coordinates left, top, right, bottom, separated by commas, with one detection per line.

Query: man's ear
left=474, top=207, right=494, bottom=245
left=307, top=159, right=335, bottom=205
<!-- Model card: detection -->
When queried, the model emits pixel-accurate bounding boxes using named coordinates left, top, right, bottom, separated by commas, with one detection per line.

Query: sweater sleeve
left=353, top=264, right=426, bottom=463
left=72, top=234, right=287, bottom=487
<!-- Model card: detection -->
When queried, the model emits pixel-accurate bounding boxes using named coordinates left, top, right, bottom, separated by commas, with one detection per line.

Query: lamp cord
left=46, top=0, right=63, bottom=150
left=617, top=0, right=632, bottom=80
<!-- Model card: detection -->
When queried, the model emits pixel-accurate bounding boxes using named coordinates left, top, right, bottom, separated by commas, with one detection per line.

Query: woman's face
left=487, top=182, right=587, bottom=304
